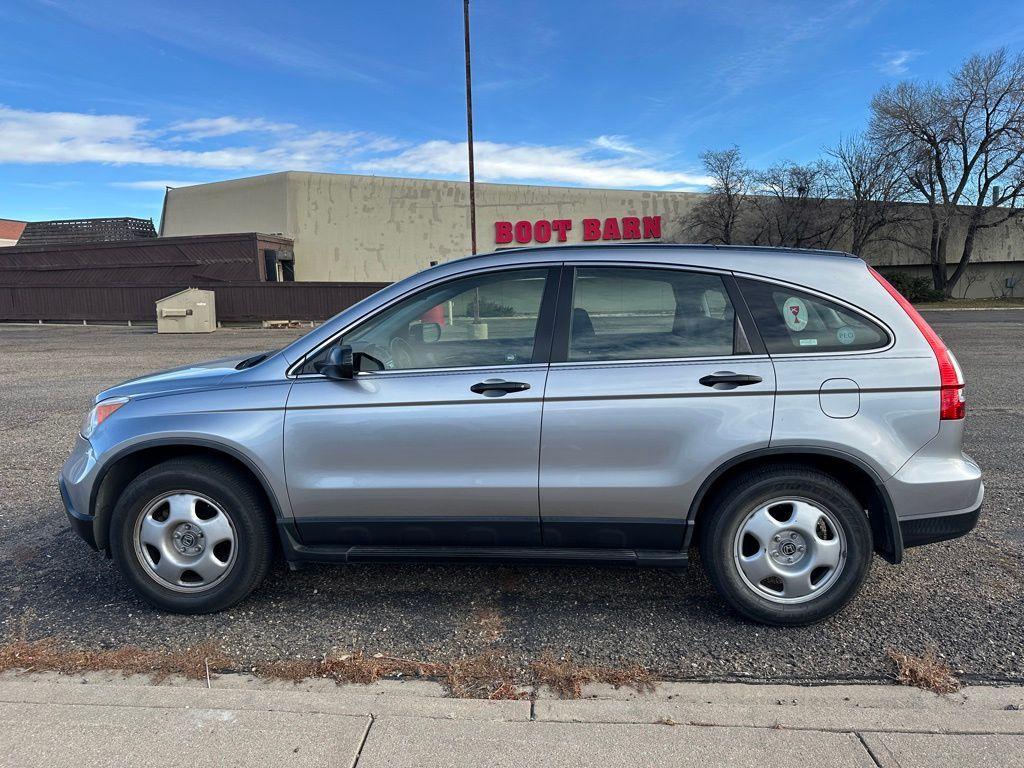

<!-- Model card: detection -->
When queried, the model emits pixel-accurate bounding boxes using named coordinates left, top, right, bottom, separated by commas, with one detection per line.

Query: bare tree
left=825, top=135, right=915, bottom=256
left=957, top=265, right=986, bottom=298
left=683, top=147, right=753, bottom=244
left=746, top=160, right=846, bottom=250
left=871, top=48, right=1024, bottom=296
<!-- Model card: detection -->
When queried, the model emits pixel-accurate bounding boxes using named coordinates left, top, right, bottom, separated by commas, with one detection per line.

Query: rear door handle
left=699, top=371, right=763, bottom=389
left=470, top=379, right=531, bottom=396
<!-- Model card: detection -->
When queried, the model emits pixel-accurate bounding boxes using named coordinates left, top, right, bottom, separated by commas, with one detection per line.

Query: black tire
left=698, top=464, right=872, bottom=626
left=109, top=457, right=274, bottom=614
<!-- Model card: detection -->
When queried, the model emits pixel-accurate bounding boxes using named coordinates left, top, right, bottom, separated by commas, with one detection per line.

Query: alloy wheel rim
left=732, top=497, right=848, bottom=604
left=133, top=491, right=238, bottom=593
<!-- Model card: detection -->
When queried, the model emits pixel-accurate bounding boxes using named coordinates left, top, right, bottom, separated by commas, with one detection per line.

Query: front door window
left=305, top=268, right=551, bottom=373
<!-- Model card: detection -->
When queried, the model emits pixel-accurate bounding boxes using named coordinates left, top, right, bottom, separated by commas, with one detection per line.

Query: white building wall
left=163, top=171, right=701, bottom=282
left=160, top=171, right=1024, bottom=298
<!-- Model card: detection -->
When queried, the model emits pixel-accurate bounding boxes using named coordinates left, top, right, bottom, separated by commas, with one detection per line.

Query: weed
left=888, top=648, right=961, bottom=694
left=0, top=638, right=230, bottom=683
left=530, top=653, right=656, bottom=699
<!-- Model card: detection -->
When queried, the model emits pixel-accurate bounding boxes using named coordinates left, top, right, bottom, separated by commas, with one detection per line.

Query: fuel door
left=819, top=378, right=859, bottom=419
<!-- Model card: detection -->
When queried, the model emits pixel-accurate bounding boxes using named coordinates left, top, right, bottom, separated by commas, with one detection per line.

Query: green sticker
left=798, top=338, right=818, bottom=346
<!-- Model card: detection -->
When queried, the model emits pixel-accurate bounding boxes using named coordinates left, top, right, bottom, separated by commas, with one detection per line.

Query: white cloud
left=354, top=140, right=713, bottom=189
left=0, top=105, right=710, bottom=190
left=878, top=50, right=922, bottom=76
left=591, top=135, right=648, bottom=156
left=170, top=117, right=293, bottom=140
left=0, top=106, right=390, bottom=170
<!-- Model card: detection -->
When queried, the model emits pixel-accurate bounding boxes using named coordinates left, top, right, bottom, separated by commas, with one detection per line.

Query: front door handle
left=699, top=371, right=763, bottom=389
left=470, top=379, right=531, bottom=396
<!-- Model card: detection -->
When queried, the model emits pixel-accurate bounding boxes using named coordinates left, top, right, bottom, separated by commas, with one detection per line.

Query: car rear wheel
left=699, top=465, right=872, bottom=625
left=110, top=457, right=273, bottom=614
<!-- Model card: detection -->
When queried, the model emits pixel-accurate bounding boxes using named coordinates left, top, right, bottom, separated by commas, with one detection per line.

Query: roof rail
left=451, top=242, right=858, bottom=263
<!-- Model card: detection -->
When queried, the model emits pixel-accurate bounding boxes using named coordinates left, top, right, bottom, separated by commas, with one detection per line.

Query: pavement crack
left=855, top=732, right=884, bottom=768
left=351, top=714, right=374, bottom=768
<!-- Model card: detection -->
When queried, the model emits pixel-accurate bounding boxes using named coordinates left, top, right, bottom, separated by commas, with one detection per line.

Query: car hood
left=96, top=353, right=254, bottom=402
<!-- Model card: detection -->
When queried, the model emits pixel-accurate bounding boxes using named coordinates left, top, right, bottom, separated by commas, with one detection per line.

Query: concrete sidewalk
left=0, top=672, right=1021, bottom=767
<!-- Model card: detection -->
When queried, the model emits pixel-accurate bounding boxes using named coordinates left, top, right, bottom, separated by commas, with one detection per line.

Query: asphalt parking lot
left=0, top=312, right=1021, bottom=684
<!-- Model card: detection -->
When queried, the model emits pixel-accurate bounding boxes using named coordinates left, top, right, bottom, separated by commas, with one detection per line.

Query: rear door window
left=567, top=267, right=736, bottom=361
left=737, top=278, right=888, bottom=354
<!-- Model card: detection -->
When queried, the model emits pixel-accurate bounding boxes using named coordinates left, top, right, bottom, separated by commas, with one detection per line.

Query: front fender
left=84, top=382, right=293, bottom=547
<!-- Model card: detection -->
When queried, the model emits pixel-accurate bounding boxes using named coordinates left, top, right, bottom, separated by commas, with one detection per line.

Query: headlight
left=81, top=396, right=130, bottom=439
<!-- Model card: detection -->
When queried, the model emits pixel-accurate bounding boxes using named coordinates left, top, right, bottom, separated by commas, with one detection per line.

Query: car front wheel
left=109, top=457, right=274, bottom=614
left=699, top=465, right=873, bottom=625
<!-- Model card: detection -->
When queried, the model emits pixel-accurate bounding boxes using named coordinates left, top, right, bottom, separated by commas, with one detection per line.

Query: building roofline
left=0, top=231, right=294, bottom=256
left=164, top=170, right=705, bottom=198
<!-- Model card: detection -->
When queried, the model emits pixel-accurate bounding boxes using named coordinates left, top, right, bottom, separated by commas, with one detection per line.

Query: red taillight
left=869, top=267, right=965, bottom=420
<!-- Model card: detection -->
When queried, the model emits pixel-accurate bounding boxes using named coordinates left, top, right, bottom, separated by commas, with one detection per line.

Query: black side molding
left=276, top=521, right=689, bottom=569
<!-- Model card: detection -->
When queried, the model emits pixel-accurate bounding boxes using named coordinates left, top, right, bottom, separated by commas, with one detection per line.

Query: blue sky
left=2, top=0, right=1023, bottom=223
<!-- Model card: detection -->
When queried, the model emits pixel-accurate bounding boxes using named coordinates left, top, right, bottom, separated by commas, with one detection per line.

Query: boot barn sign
left=494, top=215, right=662, bottom=245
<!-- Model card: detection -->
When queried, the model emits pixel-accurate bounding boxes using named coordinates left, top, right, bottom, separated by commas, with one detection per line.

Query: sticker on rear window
left=799, top=338, right=818, bottom=346
left=783, top=297, right=808, bottom=331
left=836, top=326, right=856, bottom=345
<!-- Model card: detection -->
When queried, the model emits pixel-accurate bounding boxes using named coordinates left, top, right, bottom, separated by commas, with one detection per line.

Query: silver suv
left=59, top=245, right=983, bottom=625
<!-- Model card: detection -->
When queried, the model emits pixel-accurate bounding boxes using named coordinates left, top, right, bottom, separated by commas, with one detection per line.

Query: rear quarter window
left=737, top=278, right=889, bottom=354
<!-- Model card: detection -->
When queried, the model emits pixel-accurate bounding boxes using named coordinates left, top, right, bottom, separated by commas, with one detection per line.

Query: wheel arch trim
left=89, top=437, right=289, bottom=552
left=685, top=446, right=903, bottom=563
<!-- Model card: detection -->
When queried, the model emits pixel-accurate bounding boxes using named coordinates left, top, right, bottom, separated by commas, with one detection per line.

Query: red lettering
left=582, top=218, right=601, bottom=241
left=514, top=220, right=532, bottom=244
left=533, top=219, right=552, bottom=243
left=602, top=217, right=621, bottom=240
left=494, top=221, right=513, bottom=244
left=621, top=217, right=641, bottom=239
left=551, top=219, right=572, bottom=241
left=642, top=215, right=662, bottom=239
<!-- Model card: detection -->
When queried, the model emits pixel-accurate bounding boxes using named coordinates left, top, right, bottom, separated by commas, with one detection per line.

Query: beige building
left=160, top=171, right=1024, bottom=298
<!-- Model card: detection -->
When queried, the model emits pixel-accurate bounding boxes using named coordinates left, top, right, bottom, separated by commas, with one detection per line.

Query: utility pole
left=463, top=0, right=477, bottom=256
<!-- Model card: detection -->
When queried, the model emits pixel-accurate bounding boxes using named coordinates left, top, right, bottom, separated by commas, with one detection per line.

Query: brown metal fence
left=0, top=282, right=389, bottom=323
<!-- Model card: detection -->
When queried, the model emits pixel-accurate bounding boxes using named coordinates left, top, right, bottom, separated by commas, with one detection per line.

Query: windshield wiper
left=235, top=350, right=275, bottom=370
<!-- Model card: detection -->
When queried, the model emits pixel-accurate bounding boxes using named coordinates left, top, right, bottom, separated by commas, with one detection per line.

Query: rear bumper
left=900, top=498, right=982, bottom=549
left=884, top=418, right=983, bottom=523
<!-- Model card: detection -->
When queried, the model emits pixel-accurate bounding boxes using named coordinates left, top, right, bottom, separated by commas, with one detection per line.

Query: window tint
left=737, top=278, right=888, bottom=354
left=306, top=269, right=550, bottom=373
left=568, top=267, right=736, bottom=362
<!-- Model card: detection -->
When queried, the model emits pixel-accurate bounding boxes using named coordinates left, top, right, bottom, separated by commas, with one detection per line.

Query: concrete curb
left=0, top=672, right=1021, bottom=733
left=1, top=674, right=1021, bottom=767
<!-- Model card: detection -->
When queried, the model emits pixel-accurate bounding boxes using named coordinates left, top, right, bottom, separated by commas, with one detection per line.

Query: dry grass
left=255, top=650, right=527, bottom=700
left=530, top=653, right=656, bottom=699
left=0, top=638, right=231, bottom=683
left=888, top=648, right=961, bottom=695
left=0, top=637, right=654, bottom=700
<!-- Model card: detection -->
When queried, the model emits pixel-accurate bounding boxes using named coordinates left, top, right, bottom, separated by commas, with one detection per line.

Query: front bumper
left=59, top=434, right=100, bottom=550
left=59, top=474, right=97, bottom=549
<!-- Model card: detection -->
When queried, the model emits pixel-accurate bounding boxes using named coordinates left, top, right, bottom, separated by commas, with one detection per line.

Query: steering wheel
left=389, top=337, right=416, bottom=369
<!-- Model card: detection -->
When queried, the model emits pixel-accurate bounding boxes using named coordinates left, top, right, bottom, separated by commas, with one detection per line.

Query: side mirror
left=409, top=322, right=442, bottom=344
left=421, top=322, right=442, bottom=343
left=314, top=344, right=354, bottom=380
